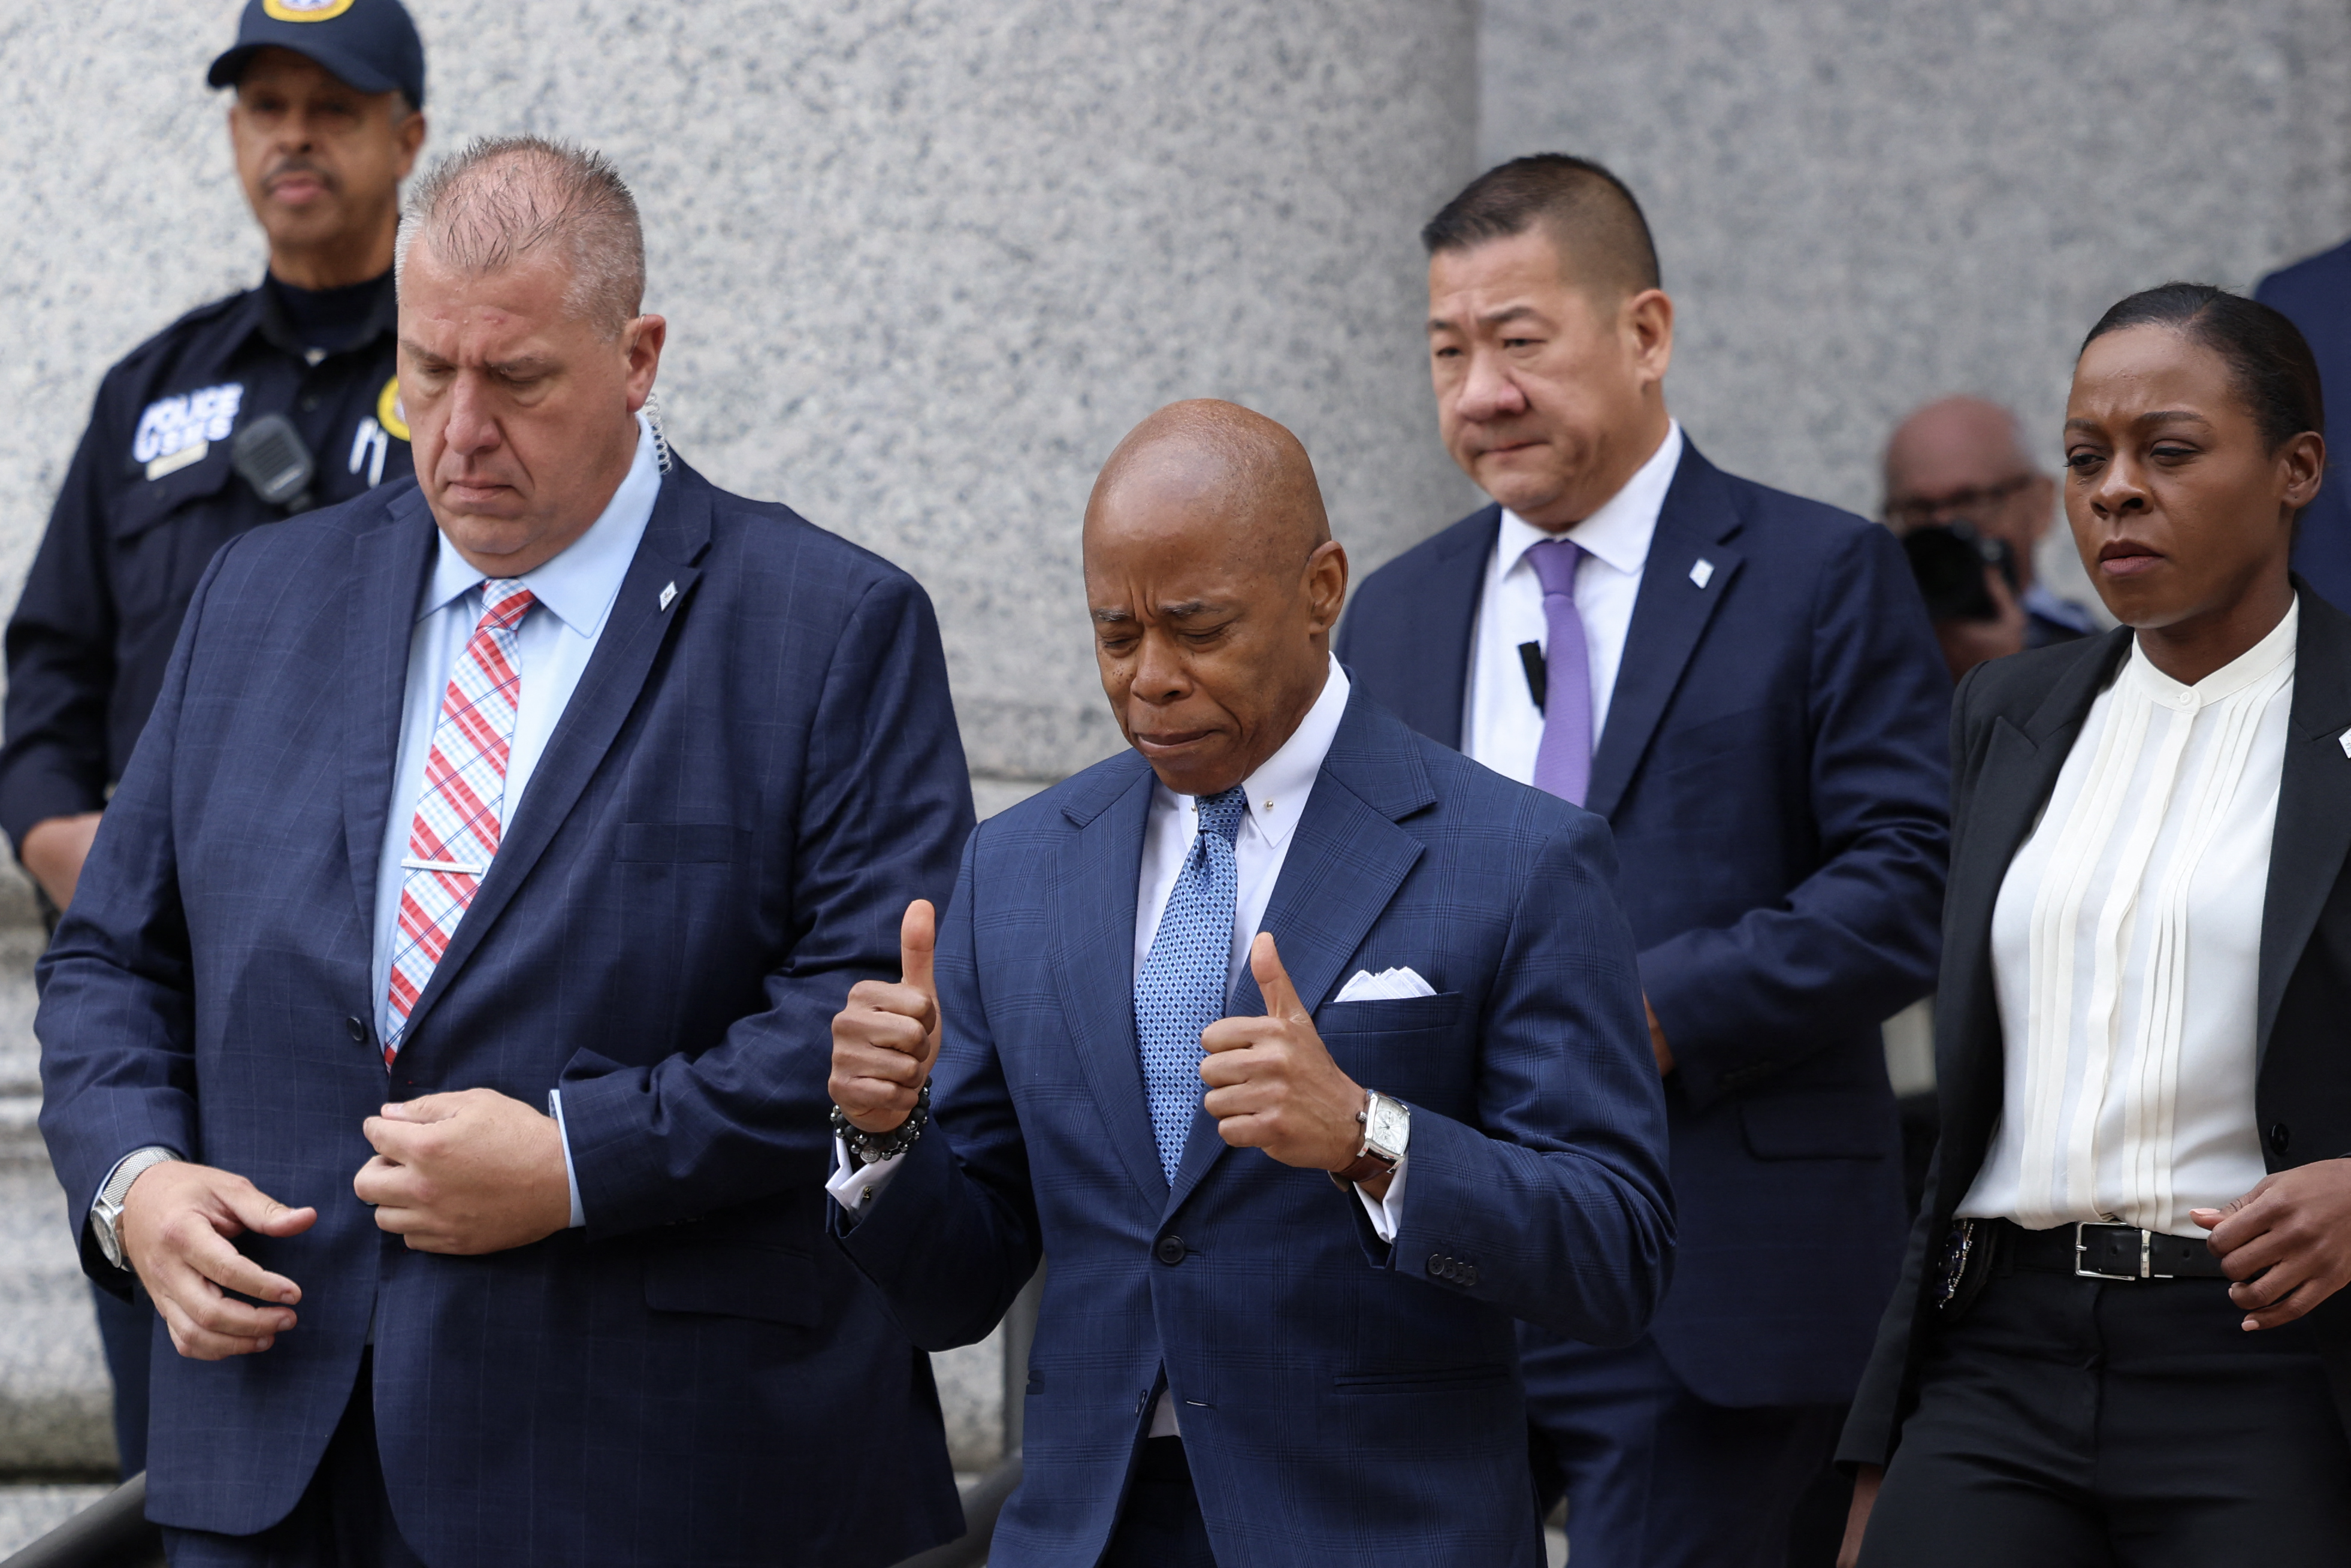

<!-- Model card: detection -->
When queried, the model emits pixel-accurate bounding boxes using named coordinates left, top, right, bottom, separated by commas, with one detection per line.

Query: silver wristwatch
left=1330, top=1090, right=1411, bottom=1189
left=91, top=1147, right=182, bottom=1271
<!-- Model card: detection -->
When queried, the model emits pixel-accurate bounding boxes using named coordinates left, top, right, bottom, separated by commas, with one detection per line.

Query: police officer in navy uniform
left=0, top=0, right=427, bottom=1479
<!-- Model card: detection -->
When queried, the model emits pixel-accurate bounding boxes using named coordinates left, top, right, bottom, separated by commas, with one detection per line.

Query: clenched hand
left=830, top=899, right=943, bottom=1135
left=2193, top=1159, right=2351, bottom=1330
left=355, top=1087, right=571, bottom=1254
left=1200, top=933, right=1385, bottom=1198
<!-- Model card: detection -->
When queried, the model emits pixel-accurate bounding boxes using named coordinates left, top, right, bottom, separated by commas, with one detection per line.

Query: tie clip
left=402, top=857, right=485, bottom=877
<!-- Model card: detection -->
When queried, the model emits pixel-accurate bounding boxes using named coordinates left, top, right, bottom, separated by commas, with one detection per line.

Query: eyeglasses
left=1884, top=473, right=2036, bottom=531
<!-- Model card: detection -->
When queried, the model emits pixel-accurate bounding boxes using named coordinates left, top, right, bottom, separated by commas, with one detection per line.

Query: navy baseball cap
left=207, top=0, right=427, bottom=109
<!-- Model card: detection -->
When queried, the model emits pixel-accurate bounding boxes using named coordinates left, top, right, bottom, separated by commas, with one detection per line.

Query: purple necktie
left=1527, top=538, right=1592, bottom=805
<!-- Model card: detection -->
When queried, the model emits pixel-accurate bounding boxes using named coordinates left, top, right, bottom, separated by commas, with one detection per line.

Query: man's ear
left=1625, top=288, right=1675, bottom=388
left=395, top=107, right=428, bottom=179
left=622, top=315, right=667, bottom=413
left=1304, top=539, right=1349, bottom=633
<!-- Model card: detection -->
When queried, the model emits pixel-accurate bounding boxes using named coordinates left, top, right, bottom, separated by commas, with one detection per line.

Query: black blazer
left=1840, top=583, right=2351, bottom=1467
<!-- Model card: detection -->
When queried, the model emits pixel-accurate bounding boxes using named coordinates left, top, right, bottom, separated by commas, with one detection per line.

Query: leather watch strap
left=1329, top=1150, right=1397, bottom=1188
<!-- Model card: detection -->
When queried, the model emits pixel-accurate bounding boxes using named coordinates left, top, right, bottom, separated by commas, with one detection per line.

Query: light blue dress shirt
left=370, top=413, right=661, bottom=1227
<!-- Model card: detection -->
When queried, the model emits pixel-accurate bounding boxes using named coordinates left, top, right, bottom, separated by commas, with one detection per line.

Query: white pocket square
left=1332, top=966, right=1437, bottom=1004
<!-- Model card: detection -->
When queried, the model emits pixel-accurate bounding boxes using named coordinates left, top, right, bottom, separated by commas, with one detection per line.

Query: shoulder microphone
left=229, top=413, right=316, bottom=514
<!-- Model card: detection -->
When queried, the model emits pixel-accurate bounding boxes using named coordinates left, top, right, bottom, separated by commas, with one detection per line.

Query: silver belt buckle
left=2074, top=1220, right=2162, bottom=1280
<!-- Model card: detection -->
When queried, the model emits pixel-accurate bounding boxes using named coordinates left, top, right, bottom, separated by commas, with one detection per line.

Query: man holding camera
left=0, top=0, right=430, bottom=1478
left=1881, top=395, right=2099, bottom=682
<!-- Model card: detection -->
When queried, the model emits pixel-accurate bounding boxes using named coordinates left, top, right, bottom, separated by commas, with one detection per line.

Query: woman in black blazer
left=1838, top=283, right=2351, bottom=1565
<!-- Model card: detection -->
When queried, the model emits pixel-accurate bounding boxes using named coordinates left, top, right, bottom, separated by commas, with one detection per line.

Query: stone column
left=458, top=0, right=1485, bottom=802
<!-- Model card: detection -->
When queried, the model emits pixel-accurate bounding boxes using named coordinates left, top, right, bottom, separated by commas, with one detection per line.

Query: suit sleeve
left=1643, top=522, right=1951, bottom=1110
left=558, top=569, right=978, bottom=1237
left=1835, top=657, right=1990, bottom=1469
left=1367, top=806, right=1676, bottom=1345
left=1, top=388, right=123, bottom=851
left=830, top=829, right=1044, bottom=1350
left=33, top=536, right=225, bottom=1291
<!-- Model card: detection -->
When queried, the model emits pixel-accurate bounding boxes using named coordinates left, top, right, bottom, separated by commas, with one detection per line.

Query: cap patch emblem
left=376, top=377, right=410, bottom=443
left=262, top=0, right=358, bottom=20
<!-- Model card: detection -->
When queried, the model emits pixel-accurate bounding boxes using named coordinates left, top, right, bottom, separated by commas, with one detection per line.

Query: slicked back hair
left=395, top=135, right=645, bottom=339
left=2081, top=282, right=2323, bottom=455
left=1421, top=154, right=1661, bottom=301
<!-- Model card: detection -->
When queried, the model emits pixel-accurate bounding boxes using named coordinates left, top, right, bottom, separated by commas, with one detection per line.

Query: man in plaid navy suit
left=829, top=400, right=1675, bottom=1567
left=37, top=138, right=968, bottom=1566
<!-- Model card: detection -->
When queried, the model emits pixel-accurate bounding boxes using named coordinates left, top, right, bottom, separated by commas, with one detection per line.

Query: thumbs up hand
left=1200, top=933, right=1374, bottom=1185
left=830, top=899, right=944, bottom=1134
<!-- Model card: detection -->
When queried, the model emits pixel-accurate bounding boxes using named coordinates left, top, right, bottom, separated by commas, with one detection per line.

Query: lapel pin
left=659, top=581, right=678, bottom=612
left=1689, top=558, right=1716, bottom=590
left=2338, top=727, right=2351, bottom=759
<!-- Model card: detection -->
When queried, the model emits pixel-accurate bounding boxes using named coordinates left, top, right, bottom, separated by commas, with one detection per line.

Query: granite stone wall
left=1482, top=0, right=2351, bottom=596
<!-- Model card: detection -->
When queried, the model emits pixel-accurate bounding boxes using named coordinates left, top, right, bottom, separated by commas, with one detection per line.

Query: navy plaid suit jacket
left=36, top=458, right=972, bottom=1567
left=836, top=687, right=1674, bottom=1568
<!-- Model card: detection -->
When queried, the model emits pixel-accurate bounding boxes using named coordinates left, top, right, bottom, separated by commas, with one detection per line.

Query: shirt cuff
left=546, top=1090, right=585, bottom=1229
left=1353, top=1151, right=1408, bottom=1244
left=826, top=1137, right=910, bottom=1223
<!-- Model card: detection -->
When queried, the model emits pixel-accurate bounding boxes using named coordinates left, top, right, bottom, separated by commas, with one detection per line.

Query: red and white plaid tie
left=383, top=579, right=535, bottom=1065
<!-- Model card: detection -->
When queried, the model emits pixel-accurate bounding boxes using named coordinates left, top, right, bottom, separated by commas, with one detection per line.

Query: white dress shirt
left=1463, top=421, right=1683, bottom=783
left=1958, top=605, right=2293, bottom=1236
left=827, top=658, right=1407, bottom=1435
left=372, top=413, right=662, bottom=1228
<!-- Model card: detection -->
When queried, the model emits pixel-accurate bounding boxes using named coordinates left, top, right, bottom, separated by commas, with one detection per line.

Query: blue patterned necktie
left=1134, top=786, right=1249, bottom=1180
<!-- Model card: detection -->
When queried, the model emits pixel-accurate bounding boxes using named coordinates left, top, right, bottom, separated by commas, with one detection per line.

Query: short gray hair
left=395, top=135, right=645, bottom=337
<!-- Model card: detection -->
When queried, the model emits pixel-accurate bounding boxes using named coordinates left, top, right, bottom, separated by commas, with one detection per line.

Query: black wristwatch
left=832, top=1083, right=931, bottom=1167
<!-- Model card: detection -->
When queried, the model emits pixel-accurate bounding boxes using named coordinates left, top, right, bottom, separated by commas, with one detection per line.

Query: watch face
left=1367, top=1095, right=1410, bottom=1156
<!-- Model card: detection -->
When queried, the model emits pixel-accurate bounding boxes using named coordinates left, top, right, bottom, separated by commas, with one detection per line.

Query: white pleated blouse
left=1957, top=604, right=2295, bottom=1236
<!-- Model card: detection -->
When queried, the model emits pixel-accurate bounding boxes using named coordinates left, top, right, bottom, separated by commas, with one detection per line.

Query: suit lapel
left=1047, top=762, right=1168, bottom=1210
left=2258, top=588, right=2351, bottom=1067
left=342, top=492, right=437, bottom=936
left=396, top=466, right=712, bottom=1046
left=1165, top=694, right=1433, bottom=1216
left=1397, top=509, right=1495, bottom=751
left=1939, top=630, right=2129, bottom=1141
left=1585, top=447, right=1745, bottom=820
left=1948, top=635, right=2129, bottom=940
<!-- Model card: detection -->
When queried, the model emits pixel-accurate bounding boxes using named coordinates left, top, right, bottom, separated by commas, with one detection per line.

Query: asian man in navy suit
left=35, top=137, right=968, bottom=1567
left=1335, top=156, right=1951, bottom=1567
left=827, top=400, right=1675, bottom=1567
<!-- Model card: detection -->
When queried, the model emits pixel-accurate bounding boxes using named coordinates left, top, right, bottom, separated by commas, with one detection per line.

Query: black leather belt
left=1997, top=1217, right=2229, bottom=1280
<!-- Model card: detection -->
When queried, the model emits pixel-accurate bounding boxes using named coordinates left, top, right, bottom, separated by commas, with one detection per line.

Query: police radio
left=229, top=414, right=316, bottom=515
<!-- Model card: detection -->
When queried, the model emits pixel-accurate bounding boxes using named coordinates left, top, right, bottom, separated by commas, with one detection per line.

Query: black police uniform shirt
left=0, top=270, right=413, bottom=851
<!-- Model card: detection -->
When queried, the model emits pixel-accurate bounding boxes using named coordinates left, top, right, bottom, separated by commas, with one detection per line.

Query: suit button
left=1155, top=1235, right=1187, bottom=1266
left=345, top=1016, right=367, bottom=1044
left=1463, top=1264, right=1479, bottom=1288
left=1428, top=1251, right=1447, bottom=1278
left=2270, top=1122, right=2292, bottom=1153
